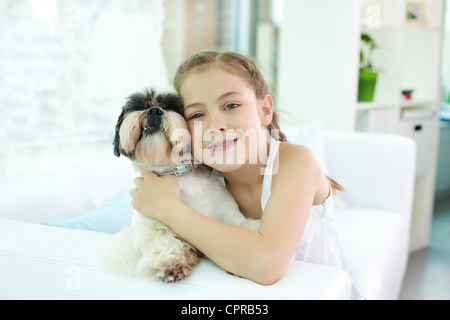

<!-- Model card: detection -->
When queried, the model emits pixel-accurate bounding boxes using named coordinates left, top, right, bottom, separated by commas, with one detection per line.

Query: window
left=0, top=0, right=167, bottom=182
left=162, top=0, right=283, bottom=93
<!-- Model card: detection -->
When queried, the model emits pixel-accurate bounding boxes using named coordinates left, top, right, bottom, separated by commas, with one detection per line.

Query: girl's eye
left=224, top=103, right=239, bottom=110
left=187, top=113, right=204, bottom=120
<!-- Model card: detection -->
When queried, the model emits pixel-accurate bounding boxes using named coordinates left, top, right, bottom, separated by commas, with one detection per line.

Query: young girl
left=130, top=51, right=364, bottom=299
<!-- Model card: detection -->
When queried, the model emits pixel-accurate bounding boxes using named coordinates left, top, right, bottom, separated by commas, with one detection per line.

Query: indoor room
left=0, top=0, right=449, bottom=301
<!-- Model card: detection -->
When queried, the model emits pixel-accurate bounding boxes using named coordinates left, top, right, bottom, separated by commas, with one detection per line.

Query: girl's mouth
left=206, top=137, right=239, bottom=152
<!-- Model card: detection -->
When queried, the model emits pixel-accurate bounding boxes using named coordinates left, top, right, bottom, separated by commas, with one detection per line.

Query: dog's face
left=113, top=88, right=190, bottom=167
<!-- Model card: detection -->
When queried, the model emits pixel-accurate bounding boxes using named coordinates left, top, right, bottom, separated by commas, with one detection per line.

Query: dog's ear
left=113, top=109, right=125, bottom=157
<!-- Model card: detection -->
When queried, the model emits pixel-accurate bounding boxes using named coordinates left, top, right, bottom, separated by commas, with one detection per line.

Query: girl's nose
left=207, top=112, right=227, bottom=134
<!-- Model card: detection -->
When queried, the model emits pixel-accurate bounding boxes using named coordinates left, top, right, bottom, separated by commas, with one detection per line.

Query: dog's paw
left=136, top=238, right=200, bottom=282
left=158, top=263, right=193, bottom=283
left=147, top=249, right=199, bottom=282
left=97, top=220, right=201, bottom=282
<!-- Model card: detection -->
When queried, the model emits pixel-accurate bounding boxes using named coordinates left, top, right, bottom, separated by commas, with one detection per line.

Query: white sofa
left=0, top=129, right=416, bottom=300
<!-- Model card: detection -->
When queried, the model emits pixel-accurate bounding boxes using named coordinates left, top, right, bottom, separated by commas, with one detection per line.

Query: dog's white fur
left=96, top=90, right=260, bottom=282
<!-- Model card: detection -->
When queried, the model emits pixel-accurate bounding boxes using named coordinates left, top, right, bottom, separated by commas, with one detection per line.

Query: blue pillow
left=43, top=189, right=133, bottom=234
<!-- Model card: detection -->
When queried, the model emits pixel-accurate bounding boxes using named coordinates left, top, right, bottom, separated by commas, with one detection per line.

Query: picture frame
left=406, top=2, right=428, bottom=25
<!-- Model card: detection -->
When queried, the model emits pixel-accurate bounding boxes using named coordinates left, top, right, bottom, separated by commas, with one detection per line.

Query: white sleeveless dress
left=261, top=139, right=365, bottom=300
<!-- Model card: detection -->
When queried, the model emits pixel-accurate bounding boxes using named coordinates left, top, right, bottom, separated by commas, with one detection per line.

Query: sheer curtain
left=0, top=0, right=168, bottom=182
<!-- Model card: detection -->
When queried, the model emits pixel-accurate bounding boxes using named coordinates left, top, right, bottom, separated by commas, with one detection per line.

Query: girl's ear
left=260, top=94, right=273, bottom=127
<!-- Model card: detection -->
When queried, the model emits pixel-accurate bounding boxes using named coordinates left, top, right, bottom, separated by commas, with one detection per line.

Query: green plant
left=358, top=33, right=379, bottom=102
left=359, top=33, right=378, bottom=72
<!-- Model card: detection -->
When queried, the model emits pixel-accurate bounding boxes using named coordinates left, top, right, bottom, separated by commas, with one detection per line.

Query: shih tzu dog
left=96, top=88, right=260, bottom=282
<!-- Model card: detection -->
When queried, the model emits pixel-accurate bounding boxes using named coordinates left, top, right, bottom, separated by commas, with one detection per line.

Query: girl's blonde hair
left=174, top=50, right=344, bottom=193
left=173, top=50, right=287, bottom=142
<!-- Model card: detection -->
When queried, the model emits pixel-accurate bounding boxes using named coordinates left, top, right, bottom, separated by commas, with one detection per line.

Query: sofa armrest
left=0, top=156, right=136, bottom=223
left=323, top=130, right=416, bottom=225
left=0, top=218, right=351, bottom=299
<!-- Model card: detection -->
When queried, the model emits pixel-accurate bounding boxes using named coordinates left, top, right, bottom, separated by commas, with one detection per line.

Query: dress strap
left=261, top=138, right=281, bottom=211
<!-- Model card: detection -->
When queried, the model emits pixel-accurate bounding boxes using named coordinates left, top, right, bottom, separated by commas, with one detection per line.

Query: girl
left=131, top=51, right=364, bottom=299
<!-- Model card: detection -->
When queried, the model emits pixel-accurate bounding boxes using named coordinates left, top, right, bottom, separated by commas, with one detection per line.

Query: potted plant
left=358, top=33, right=379, bottom=102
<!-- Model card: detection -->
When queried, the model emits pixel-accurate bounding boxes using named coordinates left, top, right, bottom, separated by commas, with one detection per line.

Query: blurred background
left=0, top=0, right=284, bottom=183
left=0, top=0, right=449, bottom=299
left=1, top=0, right=449, bottom=209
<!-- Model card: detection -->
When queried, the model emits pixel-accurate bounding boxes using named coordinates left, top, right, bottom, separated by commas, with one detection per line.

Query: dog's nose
left=146, top=107, right=164, bottom=132
left=147, top=107, right=164, bottom=117
left=147, top=107, right=163, bottom=123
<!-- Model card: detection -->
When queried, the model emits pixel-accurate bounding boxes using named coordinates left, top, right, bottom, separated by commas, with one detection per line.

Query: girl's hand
left=130, top=167, right=181, bottom=222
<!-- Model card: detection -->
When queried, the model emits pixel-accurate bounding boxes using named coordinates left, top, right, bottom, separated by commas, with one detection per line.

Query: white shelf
left=356, top=101, right=396, bottom=110
left=400, top=99, right=439, bottom=107
left=360, top=21, right=443, bottom=31
left=356, top=99, right=439, bottom=111
left=360, top=20, right=403, bottom=29
left=404, top=23, right=443, bottom=32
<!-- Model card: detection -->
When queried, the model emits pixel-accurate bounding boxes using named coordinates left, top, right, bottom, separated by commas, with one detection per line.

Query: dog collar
left=156, top=160, right=197, bottom=177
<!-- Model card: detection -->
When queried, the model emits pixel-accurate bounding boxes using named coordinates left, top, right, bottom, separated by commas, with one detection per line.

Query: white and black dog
left=96, top=88, right=260, bottom=282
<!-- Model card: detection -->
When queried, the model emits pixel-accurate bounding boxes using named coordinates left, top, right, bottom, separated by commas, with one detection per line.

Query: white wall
left=277, top=0, right=360, bottom=130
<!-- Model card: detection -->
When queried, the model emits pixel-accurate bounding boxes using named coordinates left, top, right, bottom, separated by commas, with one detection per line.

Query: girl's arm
left=132, top=145, right=323, bottom=285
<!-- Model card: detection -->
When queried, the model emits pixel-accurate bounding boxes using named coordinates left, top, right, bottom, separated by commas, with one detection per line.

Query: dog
left=95, top=88, right=260, bottom=282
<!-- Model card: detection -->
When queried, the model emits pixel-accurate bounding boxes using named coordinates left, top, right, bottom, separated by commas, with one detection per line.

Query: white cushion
left=0, top=156, right=136, bottom=224
left=43, top=189, right=133, bottom=234
left=283, top=122, right=329, bottom=174
left=336, top=208, right=407, bottom=300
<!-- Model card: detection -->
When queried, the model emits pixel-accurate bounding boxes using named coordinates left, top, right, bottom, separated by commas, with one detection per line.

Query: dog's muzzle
left=144, top=107, right=165, bottom=135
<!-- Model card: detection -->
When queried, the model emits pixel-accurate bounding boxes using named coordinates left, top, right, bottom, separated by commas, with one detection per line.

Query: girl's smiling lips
left=206, top=137, right=239, bottom=152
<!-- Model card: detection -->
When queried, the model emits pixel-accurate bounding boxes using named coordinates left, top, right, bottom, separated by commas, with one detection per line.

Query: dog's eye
left=187, top=113, right=204, bottom=121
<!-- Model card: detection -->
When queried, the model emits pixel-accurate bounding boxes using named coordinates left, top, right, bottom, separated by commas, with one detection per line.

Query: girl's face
left=180, top=65, right=273, bottom=172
